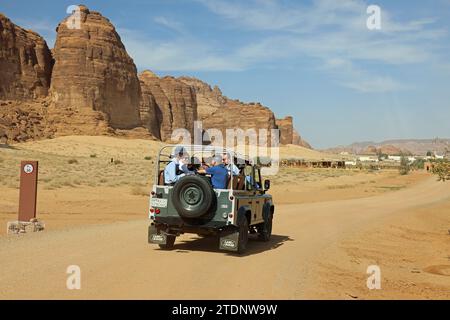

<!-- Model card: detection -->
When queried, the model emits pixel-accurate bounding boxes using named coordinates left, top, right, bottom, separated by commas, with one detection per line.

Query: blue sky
left=2, top=0, right=450, bottom=148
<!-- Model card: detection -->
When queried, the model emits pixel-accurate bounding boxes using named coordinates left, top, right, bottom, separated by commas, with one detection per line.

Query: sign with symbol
left=18, top=161, right=38, bottom=222
left=24, top=164, right=34, bottom=174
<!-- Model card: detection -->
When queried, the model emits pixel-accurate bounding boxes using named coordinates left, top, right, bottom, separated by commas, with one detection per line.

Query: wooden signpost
left=18, top=161, right=38, bottom=222
left=7, top=160, right=44, bottom=234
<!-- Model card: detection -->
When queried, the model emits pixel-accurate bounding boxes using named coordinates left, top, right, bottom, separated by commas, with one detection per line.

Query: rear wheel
left=237, top=214, right=249, bottom=254
left=257, top=210, right=273, bottom=242
left=158, top=235, right=176, bottom=250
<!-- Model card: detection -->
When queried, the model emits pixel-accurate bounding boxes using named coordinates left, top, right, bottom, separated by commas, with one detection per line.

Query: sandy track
left=0, top=176, right=449, bottom=299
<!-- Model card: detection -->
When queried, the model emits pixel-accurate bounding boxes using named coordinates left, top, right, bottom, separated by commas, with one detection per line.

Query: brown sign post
left=18, top=161, right=38, bottom=222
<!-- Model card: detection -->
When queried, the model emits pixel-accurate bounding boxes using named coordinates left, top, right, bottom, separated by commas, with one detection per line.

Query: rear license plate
left=221, top=239, right=236, bottom=248
left=151, top=198, right=168, bottom=208
left=151, top=234, right=166, bottom=243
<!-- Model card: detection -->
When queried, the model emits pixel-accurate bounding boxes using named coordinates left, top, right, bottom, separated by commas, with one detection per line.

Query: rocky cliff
left=325, top=142, right=417, bottom=155
left=50, top=5, right=141, bottom=129
left=0, top=7, right=309, bottom=148
left=293, top=129, right=312, bottom=149
left=361, top=144, right=412, bottom=156
left=275, top=117, right=294, bottom=145
left=180, top=77, right=310, bottom=148
left=0, top=13, right=53, bottom=100
left=181, top=77, right=278, bottom=144
left=202, top=101, right=278, bottom=145
left=179, top=77, right=226, bottom=120
left=139, top=71, right=197, bottom=141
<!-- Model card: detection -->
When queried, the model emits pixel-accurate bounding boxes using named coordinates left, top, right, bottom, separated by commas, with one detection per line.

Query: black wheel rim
left=179, top=183, right=204, bottom=211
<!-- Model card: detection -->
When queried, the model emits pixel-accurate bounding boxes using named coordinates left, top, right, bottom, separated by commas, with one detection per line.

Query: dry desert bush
left=432, top=161, right=450, bottom=181
left=0, top=140, right=155, bottom=190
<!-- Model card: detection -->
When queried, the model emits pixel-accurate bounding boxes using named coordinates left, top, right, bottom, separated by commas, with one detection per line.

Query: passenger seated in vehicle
left=179, top=154, right=196, bottom=175
left=164, top=146, right=192, bottom=185
left=198, top=155, right=228, bottom=189
left=187, top=156, right=201, bottom=172
left=222, top=152, right=240, bottom=176
left=243, top=165, right=260, bottom=190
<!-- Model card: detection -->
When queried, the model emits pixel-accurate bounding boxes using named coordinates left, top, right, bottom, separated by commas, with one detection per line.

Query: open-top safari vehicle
left=147, top=145, right=274, bottom=254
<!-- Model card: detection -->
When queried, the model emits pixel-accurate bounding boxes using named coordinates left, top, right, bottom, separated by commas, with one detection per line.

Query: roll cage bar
left=154, top=145, right=260, bottom=189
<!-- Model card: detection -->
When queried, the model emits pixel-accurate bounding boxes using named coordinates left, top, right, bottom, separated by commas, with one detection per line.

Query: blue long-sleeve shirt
left=206, top=164, right=229, bottom=189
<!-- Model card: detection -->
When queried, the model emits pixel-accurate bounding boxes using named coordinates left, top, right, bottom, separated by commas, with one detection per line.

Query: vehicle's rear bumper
left=153, top=216, right=230, bottom=231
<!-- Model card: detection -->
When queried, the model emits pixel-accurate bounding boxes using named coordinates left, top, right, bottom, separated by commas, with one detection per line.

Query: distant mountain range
left=324, top=138, right=450, bottom=156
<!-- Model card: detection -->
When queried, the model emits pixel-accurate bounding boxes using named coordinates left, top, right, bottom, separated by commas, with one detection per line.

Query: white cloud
left=191, top=0, right=449, bottom=91
left=119, top=28, right=245, bottom=71
left=117, top=0, right=449, bottom=92
left=153, top=16, right=185, bottom=34
left=320, top=57, right=407, bottom=92
left=342, top=76, right=406, bottom=93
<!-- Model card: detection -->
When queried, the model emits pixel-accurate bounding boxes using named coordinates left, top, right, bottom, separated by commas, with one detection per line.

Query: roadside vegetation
left=432, top=161, right=450, bottom=181
left=399, top=155, right=411, bottom=175
left=0, top=145, right=154, bottom=190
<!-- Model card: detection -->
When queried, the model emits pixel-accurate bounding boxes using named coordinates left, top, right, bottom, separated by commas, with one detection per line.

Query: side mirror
left=264, top=179, right=270, bottom=190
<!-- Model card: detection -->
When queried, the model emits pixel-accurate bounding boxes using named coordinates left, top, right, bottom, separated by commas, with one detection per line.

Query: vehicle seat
left=232, top=176, right=239, bottom=189
left=227, top=176, right=232, bottom=189
left=237, top=175, right=245, bottom=190
left=158, top=170, right=164, bottom=185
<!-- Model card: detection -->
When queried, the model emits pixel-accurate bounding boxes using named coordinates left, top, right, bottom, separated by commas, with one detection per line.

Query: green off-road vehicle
left=148, top=145, right=275, bottom=254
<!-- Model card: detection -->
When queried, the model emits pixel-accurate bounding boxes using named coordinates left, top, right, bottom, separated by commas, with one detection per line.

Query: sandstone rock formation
left=180, top=76, right=311, bottom=147
left=139, top=71, right=197, bottom=141
left=362, top=145, right=378, bottom=155
left=361, top=144, right=412, bottom=156
left=293, top=129, right=312, bottom=149
left=373, top=145, right=411, bottom=156
left=0, top=14, right=53, bottom=100
left=0, top=99, right=54, bottom=143
left=1, top=8, right=310, bottom=148
left=179, top=77, right=226, bottom=120
left=50, top=5, right=141, bottom=129
left=139, top=71, right=162, bottom=140
left=202, top=101, right=278, bottom=145
left=276, top=117, right=294, bottom=145
left=180, top=78, right=285, bottom=146
left=275, top=117, right=311, bottom=148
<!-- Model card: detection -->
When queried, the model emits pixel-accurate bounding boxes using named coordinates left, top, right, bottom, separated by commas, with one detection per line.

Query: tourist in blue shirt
left=199, top=155, right=229, bottom=189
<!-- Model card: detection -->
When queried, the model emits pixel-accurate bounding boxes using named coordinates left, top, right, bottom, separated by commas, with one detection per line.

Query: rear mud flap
left=219, top=229, right=239, bottom=252
left=148, top=224, right=167, bottom=245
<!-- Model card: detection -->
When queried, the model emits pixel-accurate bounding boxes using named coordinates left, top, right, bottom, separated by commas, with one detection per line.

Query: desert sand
left=0, top=136, right=449, bottom=299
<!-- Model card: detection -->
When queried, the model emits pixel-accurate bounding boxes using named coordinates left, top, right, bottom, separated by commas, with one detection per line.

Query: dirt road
left=1, top=176, right=449, bottom=299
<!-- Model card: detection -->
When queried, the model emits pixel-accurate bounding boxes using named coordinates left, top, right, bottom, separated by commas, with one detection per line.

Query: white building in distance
left=358, top=156, right=379, bottom=162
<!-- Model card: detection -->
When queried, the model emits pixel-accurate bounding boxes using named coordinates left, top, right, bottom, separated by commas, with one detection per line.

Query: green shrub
left=399, top=155, right=410, bottom=175
left=411, top=159, right=425, bottom=170
left=432, top=161, right=450, bottom=181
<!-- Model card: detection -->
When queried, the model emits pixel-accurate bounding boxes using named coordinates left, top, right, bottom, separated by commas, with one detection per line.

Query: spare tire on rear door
left=172, top=176, right=216, bottom=218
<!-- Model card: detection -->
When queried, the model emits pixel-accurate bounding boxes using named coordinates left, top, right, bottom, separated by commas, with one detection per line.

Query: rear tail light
left=151, top=191, right=156, bottom=196
left=228, top=213, right=233, bottom=218
left=150, top=208, right=155, bottom=213
left=155, top=208, right=161, bottom=214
